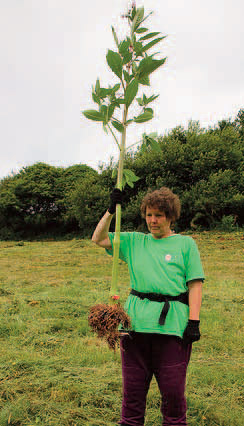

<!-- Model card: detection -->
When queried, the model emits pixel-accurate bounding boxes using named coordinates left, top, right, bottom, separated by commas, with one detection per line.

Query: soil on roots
left=88, top=303, right=131, bottom=351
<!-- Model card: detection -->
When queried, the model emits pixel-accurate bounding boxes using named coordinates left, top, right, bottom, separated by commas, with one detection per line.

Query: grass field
left=0, top=232, right=243, bottom=426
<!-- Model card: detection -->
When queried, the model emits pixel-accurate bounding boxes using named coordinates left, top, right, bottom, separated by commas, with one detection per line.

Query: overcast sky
left=0, top=0, right=243, bottom=180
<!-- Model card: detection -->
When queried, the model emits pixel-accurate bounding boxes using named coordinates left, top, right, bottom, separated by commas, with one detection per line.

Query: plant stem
left=107, top=124, right=121, bottom=150
left=110, top=104, right=128, bottom=301
left=121, top=79, right=126, bottom=92
left=126, top=138, right=143, bottom=151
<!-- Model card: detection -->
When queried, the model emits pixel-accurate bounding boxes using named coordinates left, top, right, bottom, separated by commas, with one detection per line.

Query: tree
left=58, top=164, right=98, bottom=232
left=0, top=162, right=98, bottom=238
left=235, top=108, right=244, bottom=139
left=8, top=163, right=63, bottom=235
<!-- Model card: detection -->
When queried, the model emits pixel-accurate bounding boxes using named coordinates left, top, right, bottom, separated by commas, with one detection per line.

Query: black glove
left=182, top=320, right=200, bottom=345
left=108, top=188, right=123, bottom=214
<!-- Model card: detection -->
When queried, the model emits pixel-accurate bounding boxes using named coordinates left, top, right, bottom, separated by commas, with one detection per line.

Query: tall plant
left=83, top=3, right=166, bottom=303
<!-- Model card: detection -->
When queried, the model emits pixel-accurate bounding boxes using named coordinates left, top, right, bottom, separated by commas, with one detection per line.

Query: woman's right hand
left=108, top=188, right=124, bottom=214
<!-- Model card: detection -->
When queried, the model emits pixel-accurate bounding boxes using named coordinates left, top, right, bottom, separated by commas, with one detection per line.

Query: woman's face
left=145, top=206, right=172, bottom=239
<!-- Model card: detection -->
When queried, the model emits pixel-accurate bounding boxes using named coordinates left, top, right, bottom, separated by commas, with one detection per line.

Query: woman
left=92, top=187, right=204, bottom=426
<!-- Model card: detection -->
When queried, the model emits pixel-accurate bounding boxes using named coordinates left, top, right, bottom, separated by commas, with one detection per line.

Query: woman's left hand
left=183, top=319, right=201, bottom=345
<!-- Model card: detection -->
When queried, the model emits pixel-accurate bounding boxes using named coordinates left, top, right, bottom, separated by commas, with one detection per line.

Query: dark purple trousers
left=119, top=333, right=192, bottom=426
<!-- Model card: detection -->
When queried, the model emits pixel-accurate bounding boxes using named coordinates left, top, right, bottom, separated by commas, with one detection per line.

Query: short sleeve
left=105, top=232, right=131, bottom=263
left=184, top=237, right=205, bottom=283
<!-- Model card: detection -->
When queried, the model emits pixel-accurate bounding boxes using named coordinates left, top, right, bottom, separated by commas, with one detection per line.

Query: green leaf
left=145, top=94, right=159, bottom=104
left=92, top=91, right=100, bottom=105
left=125, top=79, right=139, bottom=108
left=123, top=70, right=133, bottom=84
left=119, top=40, right=133, bottom=65
left=100, top=105, right=109, bottom=124
left=110, top=100, right=121, bottom=109
left=137, top=56, right=167, bottom=79
left=148, top=132, right=158, bottom=139
left=111, top=120, right=124, bottom=133
left=123, top=169, right=138, bottom=178
left=134, top=42, right=144, bottom=57
left=99, top=88, right=113, bottom=99
left=122, top=52, right=133, bottom=65
left=108, top=104, right=115, bottom=120
left=100, top=105, right=108, bottom=116
left=122, top=176, right=126, bottom=189
left=126, top=119, right=133, bottom=126
left=112, top=168, right=117, bottom=179
left=95, top=78, right=100, bottom=94
left=109, top=95, right=124, bottom=108
left=143, top=136, right=161, bottom=152
left=112, top=168, right=126, bottom=189
left=136, top=97, right=144, bottom=106
left=111, top=26, right=119, bottom=48
left=106, top=50, right=123, bottom=80
left=119, top=40, right=130, bottom=55
left=140, top=143, right=147, bottom=154
left=139, top=32, right=161, bottom=41
left=123, top=169, right=140, bottom=188
left=134, top=110, right=153, bottom=123
left=131, top=7, right=137, bottom=20
left=150, top=52, right=161, bottom=58
left=142, top=37, right=167, bottom=53
left=149, top=138, right=161, bottom=152
left=144, top=107, right=153, bottom=114
left=116, top=99, right=126, bottom=104
left=139, top=11, right=153, bottom=26
left=135, top=27, right=148, bottom=34
left=103, top=124, right=108, bottom=134
left=83, top=110, right=104, bottom=122
left=132, top=62, right=138, bottom=75
left=138, top=75, right=150, bottom=86
left=111, top=83, right=121, bottom=94
left=131, top=7, right=144, bottom=33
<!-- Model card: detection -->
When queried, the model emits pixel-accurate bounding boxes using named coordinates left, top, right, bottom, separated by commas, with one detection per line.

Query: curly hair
left=140, top=187, right=181, bottom=223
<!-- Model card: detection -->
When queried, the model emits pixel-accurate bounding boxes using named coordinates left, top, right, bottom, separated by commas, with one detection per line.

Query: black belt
left=130, top=289, right=189, bottom=325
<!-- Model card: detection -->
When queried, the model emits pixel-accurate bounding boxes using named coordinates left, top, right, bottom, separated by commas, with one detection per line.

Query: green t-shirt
left=106, top=232, right=204, bottom=338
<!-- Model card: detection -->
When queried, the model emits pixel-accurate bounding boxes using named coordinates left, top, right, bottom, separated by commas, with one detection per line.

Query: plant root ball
left=88, top=303, right=131, bottom=351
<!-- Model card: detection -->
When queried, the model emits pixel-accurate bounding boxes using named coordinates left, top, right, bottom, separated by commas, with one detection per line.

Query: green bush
left=67, top=174, right=110, bottom=237
left=216, top=215, right=238, bottom=232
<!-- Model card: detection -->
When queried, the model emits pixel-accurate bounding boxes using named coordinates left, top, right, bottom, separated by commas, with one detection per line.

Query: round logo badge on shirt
left=165, top=254, right=172, bottom=262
